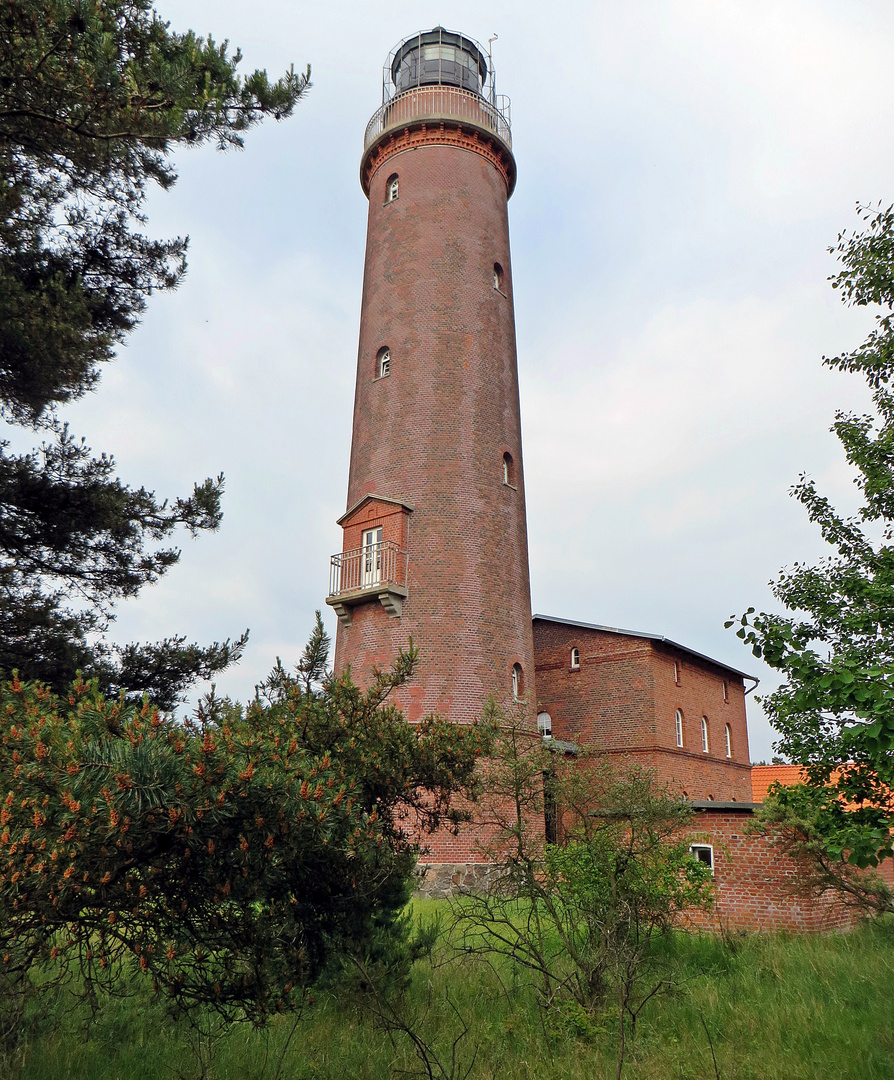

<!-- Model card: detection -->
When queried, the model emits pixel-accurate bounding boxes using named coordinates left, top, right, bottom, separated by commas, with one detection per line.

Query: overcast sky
left=56, top=0, right=894, bottom=761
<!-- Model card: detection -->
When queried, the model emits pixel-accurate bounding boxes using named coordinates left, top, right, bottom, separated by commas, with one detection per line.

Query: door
left=362, top=527, right=383, bottom=586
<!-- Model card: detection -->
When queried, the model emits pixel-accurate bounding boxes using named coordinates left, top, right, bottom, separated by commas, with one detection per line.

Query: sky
left=56, top=0, right=894, bottom=762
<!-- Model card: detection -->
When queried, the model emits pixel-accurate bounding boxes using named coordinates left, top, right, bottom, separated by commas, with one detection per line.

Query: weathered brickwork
left=681, top=808, right=894, bottom=933
left=533, top=618, right=752, bottom=802
left=334, top=135, right=536, bottom=730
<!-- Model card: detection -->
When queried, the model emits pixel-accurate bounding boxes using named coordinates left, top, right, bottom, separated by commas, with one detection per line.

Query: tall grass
left=10, top=909, right=894, bottom=1080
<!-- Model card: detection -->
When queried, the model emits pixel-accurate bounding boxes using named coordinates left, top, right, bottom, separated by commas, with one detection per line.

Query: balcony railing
left=329, top=541, right=408, bottom=598
left=363, top=85, right=512, bottom=154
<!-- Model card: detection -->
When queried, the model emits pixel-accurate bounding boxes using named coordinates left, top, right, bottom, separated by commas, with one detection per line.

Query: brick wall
left=682, top=809, right=859, bottom=932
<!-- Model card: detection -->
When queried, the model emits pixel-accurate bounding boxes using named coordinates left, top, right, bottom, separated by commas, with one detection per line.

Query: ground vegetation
left=0, top=622, right=488, bottom=1028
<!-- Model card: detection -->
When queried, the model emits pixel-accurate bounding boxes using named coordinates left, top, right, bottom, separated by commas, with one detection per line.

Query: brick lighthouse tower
left=327, top=28, right=535, bottom=747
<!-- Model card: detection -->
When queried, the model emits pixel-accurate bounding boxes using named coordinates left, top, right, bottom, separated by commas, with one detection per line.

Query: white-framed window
left=537, top=712, right=552, bottom=738
left=722, top=679, right=729, bottom=702
left=570, top=647, right=580, bottom=670
left=701, top=717, right=709, bottom=753
left=675, top=709, right=684, bottom=748
left=377, top=346, right=391, bottom=379
left=690, top=844, right=714, bottom=875
left=386, top=173, right=399, bottom=203
left=512, top=663, right=524, bottom=701
left=362, top=526, right=383, bottom=586
left=725, top=723, right=732, bottom=759
left=493, top=262, right=504, bottom=290
left=673, top=661, right=680, bottom=685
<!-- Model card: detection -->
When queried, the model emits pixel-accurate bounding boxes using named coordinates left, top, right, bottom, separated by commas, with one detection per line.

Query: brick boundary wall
left=415, top=802, right=894, bottom=932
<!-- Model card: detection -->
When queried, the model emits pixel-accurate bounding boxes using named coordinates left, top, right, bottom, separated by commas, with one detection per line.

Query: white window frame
left=701, top=717, right=709, bottom=753
left=725, top=723, right=732, bottom=759
left=690, top=844, right=714, bottom=875
left=675, top=709, right=684, bottom=748
left=512, top=663, right=524, bottom=701
left=537, top=712, right=552, bottom=738
left=386, top=174, right=399, bottom=203
left=362, top=526, right=383, bottom=586
left=570, top=647, right=580, bottom=670
left=377, top=347, right=391, bottom=379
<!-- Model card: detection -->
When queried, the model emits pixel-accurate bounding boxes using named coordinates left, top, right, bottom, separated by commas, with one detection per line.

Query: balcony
left=326, top=541, right=409, bottom=626
left=363, top=85, right=512, bottom=155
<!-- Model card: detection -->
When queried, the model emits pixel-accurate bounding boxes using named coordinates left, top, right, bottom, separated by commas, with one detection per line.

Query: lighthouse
left=327, top=28, right=535, bottom=746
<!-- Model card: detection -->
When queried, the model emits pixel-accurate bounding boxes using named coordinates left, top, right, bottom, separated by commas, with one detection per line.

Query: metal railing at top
left=363, top=86, right=512, bottom=154
left=329, top=541, right=408, bottom=598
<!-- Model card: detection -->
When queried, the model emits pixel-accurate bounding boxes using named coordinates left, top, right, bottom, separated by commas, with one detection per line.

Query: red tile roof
left=751, top=764, right=807, bottom=803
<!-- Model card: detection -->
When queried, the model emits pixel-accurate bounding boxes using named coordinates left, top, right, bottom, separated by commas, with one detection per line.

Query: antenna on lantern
left=487, top=34, right=499, bottom=105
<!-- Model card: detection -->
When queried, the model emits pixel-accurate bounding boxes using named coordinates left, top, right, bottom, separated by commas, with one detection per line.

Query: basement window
left=690, top=844, right=714, bottom=874
left=570, top=647, right=580, bottom=670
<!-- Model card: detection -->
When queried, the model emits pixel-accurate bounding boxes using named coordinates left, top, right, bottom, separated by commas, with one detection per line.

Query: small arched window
left=502, top=452, right=515, bottom=486
left=376, top=346, right=391, bottom=379
left=512, top=663, right=524, bottom=701
left=570, top=647, right=580, bottom=670
left=493, top=262, right=504, bottom=290
left=537, top=712, right=552, bottom=737
left=725, top=723, right=732, bottom=759
left=675, top=709, right=684, bottom=748
left=701, top=717, right=709, bottom=753
left=386, top=173, right=399, bottom=202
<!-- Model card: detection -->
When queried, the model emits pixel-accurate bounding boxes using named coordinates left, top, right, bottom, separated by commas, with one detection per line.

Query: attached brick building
left=533, top=616, right=754, bottom=803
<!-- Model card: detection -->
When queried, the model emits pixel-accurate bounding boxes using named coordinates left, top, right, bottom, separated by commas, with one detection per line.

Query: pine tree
left=0, top=1, right=310, bottom=705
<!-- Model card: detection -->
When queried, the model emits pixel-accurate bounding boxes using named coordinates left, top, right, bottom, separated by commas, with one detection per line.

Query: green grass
left=8, top=908, right=894, bottom=1080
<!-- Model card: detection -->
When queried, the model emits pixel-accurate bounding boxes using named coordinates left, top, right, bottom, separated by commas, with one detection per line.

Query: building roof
left=532, top=614, right=758, bottom=689
left=337, top=493, right=415, bottom=525
left=751, top=764, right=806, bottom=803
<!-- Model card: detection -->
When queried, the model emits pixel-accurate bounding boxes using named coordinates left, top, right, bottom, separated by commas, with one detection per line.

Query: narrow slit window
left=675, top=709, right=684, bottom=748
left=386, top=174, right=399, bottom=202
left=377, top=347, right=391, bottom=379
left=570, top=647, right=580, bottom=670
left=493, top=262, right=504, bottom=290
left=722, top=679, right=729, bottom=702
left=673, top=661, right=680, bottom=685
left=502, top=452, right=515, bottom=486
left=701, top=717, right=709, bottom=753
left=725, top=724, right=732, bottom=758
left=512, top=663, right=524, bottom=701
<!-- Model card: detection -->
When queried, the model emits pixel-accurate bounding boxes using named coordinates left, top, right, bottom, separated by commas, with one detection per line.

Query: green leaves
left=734, top=204, right=894, bottom=884
left=0, top=1, right=309, bottom=703
left=0, top=639, right=486, bottom=1021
